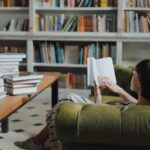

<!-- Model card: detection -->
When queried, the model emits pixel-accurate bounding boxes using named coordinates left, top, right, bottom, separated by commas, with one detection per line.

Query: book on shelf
left=2, top=18, right=29, bottom=32
left=35, top=0, right=117, bottom=8
left=64, top=45, right=79, bottom=64
left=59, top=73, right=87, bottom=89
left=79, top=42, right=116, bottom=64
left=34, top=41, right=116, bottom=65
left=125, top=0, right=150, bottom=7
left=87, top=57, right=116, bottom=86
left=0, top=0, right=29, bottom=7
left=35, top=13, right=116, bottom=32
left=124, top=11, right=150, bottom=33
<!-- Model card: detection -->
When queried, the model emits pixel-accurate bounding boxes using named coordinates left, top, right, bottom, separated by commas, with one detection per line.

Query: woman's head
left=130, top=59, right=150, bottom=100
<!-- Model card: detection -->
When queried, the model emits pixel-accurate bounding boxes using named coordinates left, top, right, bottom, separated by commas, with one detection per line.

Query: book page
left=95, top=57, right=116, bottom=86
left=87, top=57, right=116, bottom=87
left=87, top=57, right=94, bottom=86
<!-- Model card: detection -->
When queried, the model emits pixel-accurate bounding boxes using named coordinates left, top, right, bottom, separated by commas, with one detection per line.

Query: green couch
left=54, top=66, right=150, bottom=150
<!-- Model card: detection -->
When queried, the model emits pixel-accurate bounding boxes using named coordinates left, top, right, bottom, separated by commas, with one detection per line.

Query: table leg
left=52, top=80, right=58, bottom=107
left=1, top=118, right=9, bottom=133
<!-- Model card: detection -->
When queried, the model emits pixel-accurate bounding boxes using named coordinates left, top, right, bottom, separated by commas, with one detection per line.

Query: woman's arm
left=98, top=77, right=137, bottom=103
left=94, top=85, right=102, bottom=103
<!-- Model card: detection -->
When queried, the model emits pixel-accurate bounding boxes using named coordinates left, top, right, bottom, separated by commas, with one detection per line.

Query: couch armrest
left=55, top=102, right=84, bottom=142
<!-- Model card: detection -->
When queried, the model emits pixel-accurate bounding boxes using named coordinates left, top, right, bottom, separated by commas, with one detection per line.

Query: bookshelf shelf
left=33, top=32, right=118, bottom=41
left=0, top=7, right=28, bottom=10
left=35, top=7, right=118, bottom=12
left=124, top=7, right=150, bottom=11
left=34, top=63, right=87, bottom=68
left=0, top=32, right=29, bottom=40
left=119, top=33, right=150, bottom=42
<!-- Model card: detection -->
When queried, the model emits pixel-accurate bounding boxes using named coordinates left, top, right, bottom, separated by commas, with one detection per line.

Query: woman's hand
left=98, top=76, right=123, bottom=94
left=98, top=76, right=137, bottom=103
left=94, top=85, right=104, bottom=103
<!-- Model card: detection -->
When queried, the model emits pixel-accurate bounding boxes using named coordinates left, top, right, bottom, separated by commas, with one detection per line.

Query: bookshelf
left=0, top=0, right=150, bottom=88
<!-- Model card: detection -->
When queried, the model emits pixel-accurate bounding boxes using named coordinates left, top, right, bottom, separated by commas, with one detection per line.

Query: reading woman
left=15, top=59, right=150, bottom=150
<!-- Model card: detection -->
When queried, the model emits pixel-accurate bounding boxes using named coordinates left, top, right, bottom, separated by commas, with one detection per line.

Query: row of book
left=124, top=11, right=150, bottom=32
left=0, top=53, right=25, bottom=99
left=35, top=0, right=117, bottom=8
left=0, top=46, right=26, bottom=54
left=0, top=46, right=26, bottom=62
left=36, top=14, right=116, bottom=32
left=34, top=41, right=116, bottom=64
left=0, top=53, right=44, bottom=98
left=79, top=43, right=116, bottom=64
left=2, top=18, right=29, bottom=32
left=0, top=0, right=28, bottom=7
left=0, top=53, right=26, bottom=77
left=59, top=73, right=87, bottom=89
left=126, top=0, right=150, bottom=7
left=4, top=73, right=43, bottom=95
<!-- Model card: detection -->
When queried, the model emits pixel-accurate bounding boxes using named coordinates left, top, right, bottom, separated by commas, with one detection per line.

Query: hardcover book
left=87, top=57, right=116, bottom=86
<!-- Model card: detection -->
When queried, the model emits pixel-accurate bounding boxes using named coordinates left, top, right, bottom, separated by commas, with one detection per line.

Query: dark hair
left=136, top=59, right=150, bottom=100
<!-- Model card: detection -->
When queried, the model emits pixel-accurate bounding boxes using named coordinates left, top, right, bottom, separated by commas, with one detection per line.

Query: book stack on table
left=0, top=78, right=6, bottom=99
left=0, top=53, right=26, bottom=77
left=4, top=73, right=43, bottom=95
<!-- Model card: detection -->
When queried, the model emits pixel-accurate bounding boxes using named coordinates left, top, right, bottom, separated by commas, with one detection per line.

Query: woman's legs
left=14, top=125, right=50, bottom=149
left=32, top=125, right=49, bottom=145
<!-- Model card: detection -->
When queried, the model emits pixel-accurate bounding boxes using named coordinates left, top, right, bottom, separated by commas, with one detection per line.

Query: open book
left=87, top=57, right=116, bottom=86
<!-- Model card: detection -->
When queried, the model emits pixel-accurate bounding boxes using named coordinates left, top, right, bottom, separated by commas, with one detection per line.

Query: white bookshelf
left=0, top=0, right=150, bottom=73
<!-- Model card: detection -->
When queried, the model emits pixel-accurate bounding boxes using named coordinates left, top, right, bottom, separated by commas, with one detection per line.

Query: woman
left=15, top=59, right=150, bottom=150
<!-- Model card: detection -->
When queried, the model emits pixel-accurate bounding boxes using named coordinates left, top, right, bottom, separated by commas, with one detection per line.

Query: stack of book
left=0, top=53, right=26, bottom=77
left=4, top=74, right=44, bottom=95
left=0, top=78, right=6, bottom=99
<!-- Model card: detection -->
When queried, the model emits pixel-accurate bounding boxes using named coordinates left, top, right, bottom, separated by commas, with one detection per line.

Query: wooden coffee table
left=0, top=72, right=61, bottom=133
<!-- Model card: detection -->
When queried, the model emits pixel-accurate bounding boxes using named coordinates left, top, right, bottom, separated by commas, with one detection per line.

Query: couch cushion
left=121, top=105, right=150, bottom=146
left=78, top=104, right=121, bottom=143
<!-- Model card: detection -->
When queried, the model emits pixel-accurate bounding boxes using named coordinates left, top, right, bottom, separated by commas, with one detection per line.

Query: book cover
left=5, top=83, right=37, bottom=88
left=0, top=86, right=5, bottom=93
left=87, top=57, right=116, bottom=86
left=0, top=78, right=4, bottom=87
left=6, top=79, right=42, bottom=85
left=64, top=45, right=79, bottom=64
left=0, top=53, right=26, bottom=59
left=4, top=74, right=44, bottom=82
left=6, top=86, right=37, bottom=95
left=0, top=92, right=6, bottom=99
